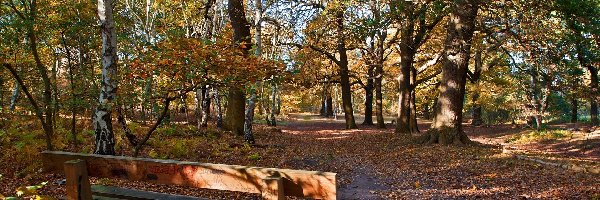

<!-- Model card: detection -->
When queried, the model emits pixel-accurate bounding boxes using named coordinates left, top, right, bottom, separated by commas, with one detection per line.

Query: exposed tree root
left=419, top=126, right=471, bottom=145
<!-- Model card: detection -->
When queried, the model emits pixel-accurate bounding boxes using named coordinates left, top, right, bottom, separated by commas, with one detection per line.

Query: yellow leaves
left=34, top=195, right=57, bottom=200
left=470, top=184, right=478, bottom=191
left=15, top=186, right=37, bottom=197
left=485, top=173, right=497, bottom=181
left=148, top=149, right=159, bottom=159
left=414, top=181, right=421, bottom=189
left=15, top=182, right=49, bottom=198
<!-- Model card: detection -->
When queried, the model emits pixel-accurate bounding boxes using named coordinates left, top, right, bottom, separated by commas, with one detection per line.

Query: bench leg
left=262, top=176, right=284, bottom=200
left=64, top=159, right=93, bottom=200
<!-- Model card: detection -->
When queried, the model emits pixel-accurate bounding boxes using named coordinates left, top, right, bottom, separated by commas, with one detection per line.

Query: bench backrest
left=41, top=151, right=336, bottom=200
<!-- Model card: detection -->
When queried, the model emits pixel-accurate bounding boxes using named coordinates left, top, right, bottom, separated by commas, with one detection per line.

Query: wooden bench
left=41, top=151, right=337, bottom=200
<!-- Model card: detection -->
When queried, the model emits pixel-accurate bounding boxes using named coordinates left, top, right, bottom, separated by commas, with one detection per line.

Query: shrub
left=505, top=129, right=573, bottom=144
left=169, top=140, right=188, bottom=158
left=157, top=125, right=178, bottom=137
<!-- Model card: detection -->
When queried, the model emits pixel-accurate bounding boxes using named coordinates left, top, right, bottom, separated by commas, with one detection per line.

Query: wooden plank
left=64, top=159, right=93, bottom=200
left=261, top=176, right=284, bottom=200
left=42, top=151, right=337, bottom=200
left=91, top=185, right=207, bottom=200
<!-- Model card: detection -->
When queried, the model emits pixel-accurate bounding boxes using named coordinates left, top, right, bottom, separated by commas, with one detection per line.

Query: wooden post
left=262, top=176, right=284, bottom=200
left=64, top=159, right=92, bottom=200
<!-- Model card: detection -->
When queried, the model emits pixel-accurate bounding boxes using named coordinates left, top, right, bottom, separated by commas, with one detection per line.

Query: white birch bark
left=94, top=0, right=118, bottom=155
left=243, top=0, right=263, bottom=144
left=9, top=82, right=19, bottom=111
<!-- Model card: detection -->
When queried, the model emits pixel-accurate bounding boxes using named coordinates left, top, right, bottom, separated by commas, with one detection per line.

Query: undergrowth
left=505, top=129, right=573, bottom=144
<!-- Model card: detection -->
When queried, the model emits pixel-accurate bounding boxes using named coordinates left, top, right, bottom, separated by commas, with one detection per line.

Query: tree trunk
left=276, top=92, right=281, bottom=115
left=9, top=82, right=19, bottom=112
left=199, top=85, right=211, bottom=128
left=367, top=0, right=386, bottom=129
left=116, top=106, right=138, bottom=147
left=326, top=92, right=333, bottom=117
left=573, top=28, right=598, bottom=126
left=27, top=4, right=54, bottom=148
left=395, top=49, right=412, bottom=134
left=471, top=91, right=483, bottom=126
left=528, top=70, right=546, bottom=130
left=241, top=0, right=263, bottom=144
left=395, top=5, right=415, bottom=134
left=199, top=87, right=206, bottom=126
left=320, top=95, right=326, bottom=116
left=534, top=114, right=543, bottom=130
left=62, top=33, right=78, bottom=146
left=259, top=84, right=270, bottom=124
left=424, top=0, right=479, bottom=145
left=94, top=0, right=118, bottom=155
left=335, top=9, right=357, bottom=129
left=226, top=0, right=251, bottom=135
left=571, top=97, right=578, bottom=123
left=320, top=86, right=327, bottom=116
left=363, top=67, right=374, bottom=125
left=270, top=83, right=277, bottom=126
left=52, top=54, right=59, bottom=131
left=471, top=50, right=483, bottom=126
left=409, top=90, right=420, bottom=134
left=225, top=87, right=245, bottom=135
left=375, top=74, right=385, bottom=128
left=214, top=87, right=224, bottom=128
left=243, top=84, right=258, bottom=144
left=408, top=65, right=419, bottom=134
left=587, top=66, right=598, bottom=125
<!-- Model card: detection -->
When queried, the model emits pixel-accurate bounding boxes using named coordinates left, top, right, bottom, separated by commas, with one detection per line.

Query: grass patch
left=247, top=153, right=261, bottom=161
left=505, top=129, right=573, bottom=144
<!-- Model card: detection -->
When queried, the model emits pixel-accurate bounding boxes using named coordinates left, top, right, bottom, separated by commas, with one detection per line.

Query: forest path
left=336, top=159, right=390, bottom=200
left=279, top=113, right=394, bottom=199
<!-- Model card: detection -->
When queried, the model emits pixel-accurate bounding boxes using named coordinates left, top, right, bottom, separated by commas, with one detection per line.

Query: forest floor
left=1, top=113, right=599, bottom=199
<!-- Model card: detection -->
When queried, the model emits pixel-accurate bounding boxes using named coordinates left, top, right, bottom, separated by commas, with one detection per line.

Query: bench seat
left=91, top=185, right=207, bottom=200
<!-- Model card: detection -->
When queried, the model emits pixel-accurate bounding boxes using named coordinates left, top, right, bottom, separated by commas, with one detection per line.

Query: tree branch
left=2, top=63, right=46, bottom=128
left=281, top=42, right=341, bottom=66
left=414, top=69, right=442, bottom=87
left=416, top=52, right=443, bottom=73
left=133, top=96, right=172, bottom=157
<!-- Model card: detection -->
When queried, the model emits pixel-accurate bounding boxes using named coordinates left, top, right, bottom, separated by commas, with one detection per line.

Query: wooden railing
left=41, top=151, right=337, bottom=200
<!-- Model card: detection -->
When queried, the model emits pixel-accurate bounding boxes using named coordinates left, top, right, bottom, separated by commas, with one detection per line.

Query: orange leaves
left=122, top=31, right=284, bottom=96
left=156, top=59, right=173, bottom=66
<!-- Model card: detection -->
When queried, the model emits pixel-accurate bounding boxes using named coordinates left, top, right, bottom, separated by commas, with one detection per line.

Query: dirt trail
left=337, top=162, right=390, bottom=200
left=281, top=114, right=393, bottom=199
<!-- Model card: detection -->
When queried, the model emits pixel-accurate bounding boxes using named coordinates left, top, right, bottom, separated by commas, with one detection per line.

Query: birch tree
left=94, top=0, right=118, bottom=155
